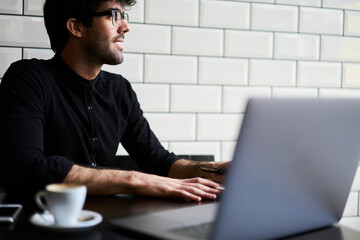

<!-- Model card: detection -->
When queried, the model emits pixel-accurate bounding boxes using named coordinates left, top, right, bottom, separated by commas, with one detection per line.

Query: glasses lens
left=112, top=10, right=121, bottom=27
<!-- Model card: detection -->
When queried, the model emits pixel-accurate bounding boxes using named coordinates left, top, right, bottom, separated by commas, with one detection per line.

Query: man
left=0, top=0, right=227, bottom=205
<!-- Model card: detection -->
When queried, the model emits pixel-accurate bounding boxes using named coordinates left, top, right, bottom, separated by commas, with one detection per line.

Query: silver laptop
left=111, top=98, right=360, bottom=240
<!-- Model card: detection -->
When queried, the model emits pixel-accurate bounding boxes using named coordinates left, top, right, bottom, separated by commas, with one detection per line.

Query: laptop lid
left=212, top=98, right=360, bottom=240
left=111, top=98, right=360, bottom=240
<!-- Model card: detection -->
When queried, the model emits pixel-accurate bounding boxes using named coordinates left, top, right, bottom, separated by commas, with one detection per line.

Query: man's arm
left=63, top=165, right=221, bottom=202
left=168, top=159, right=229, bottom=183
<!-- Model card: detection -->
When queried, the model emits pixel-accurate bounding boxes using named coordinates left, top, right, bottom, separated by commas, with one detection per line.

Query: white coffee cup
left=35, top=183, right=87, bottom=226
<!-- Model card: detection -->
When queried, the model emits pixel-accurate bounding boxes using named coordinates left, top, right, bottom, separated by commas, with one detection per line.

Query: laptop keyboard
left=169, top=221, right=213, bottom=240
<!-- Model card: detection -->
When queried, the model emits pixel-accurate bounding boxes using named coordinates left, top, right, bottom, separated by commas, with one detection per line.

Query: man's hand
left=132, top=172, right=221, bottom=202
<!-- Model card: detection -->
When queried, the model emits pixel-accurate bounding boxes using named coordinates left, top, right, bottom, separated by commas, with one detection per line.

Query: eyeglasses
left=90, top=8, right=129, bottom=27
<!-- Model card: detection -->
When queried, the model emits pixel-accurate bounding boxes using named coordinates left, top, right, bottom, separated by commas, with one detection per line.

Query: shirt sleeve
left=119, top=80, right=179, bottom=176
left=0, top=60, right=74, bottom=199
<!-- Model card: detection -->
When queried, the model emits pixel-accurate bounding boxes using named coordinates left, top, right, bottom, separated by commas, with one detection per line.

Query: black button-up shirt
left=0, top=54, right=178, bottom=202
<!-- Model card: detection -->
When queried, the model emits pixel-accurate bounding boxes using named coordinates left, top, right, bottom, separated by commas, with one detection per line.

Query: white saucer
left=30, top=210, right=103, bottom=232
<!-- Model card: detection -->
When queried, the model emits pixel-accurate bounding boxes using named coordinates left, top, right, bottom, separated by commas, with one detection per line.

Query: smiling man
left=0, top=0, right=227, bottom=206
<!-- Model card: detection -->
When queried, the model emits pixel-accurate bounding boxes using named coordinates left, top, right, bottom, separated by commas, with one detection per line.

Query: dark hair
left=43, top=0, right=136, bottom=53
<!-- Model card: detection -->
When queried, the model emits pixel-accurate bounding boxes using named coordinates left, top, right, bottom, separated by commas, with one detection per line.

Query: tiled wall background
left=1, top=0, right=360, bottom=217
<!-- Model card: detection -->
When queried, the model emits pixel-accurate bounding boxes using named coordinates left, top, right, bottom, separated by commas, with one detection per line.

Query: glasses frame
left=90, top=8, right=129, bottom=27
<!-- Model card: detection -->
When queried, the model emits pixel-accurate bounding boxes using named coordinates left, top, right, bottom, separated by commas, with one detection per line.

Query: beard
left=84, top=33, right=124, bottom=66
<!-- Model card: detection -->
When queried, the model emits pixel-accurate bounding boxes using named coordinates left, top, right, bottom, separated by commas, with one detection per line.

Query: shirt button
left=91, top=163, right=97, bottom=167
left=88, top=106, right=93, bottom=110
left=92, top=137, right=98, bottom=141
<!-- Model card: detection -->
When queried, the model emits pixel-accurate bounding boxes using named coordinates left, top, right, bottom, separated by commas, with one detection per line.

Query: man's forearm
left=63, top=165, right=137, bottom=195
left=167, top=159, right=216, bottom=179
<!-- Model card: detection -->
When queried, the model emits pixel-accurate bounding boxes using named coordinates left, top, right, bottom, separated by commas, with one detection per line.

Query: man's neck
left=60, top=46, right=102, bottom=80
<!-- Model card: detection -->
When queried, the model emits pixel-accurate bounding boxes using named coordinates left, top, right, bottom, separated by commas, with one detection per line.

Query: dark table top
left=2, top=193, right=360, bottom=240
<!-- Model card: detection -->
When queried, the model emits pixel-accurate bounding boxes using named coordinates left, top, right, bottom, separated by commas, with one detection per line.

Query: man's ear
left=66, top=18, right=84, bottom=38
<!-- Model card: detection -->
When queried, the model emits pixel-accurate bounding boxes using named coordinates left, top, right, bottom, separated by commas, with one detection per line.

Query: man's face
left=82, top=1, right=130, bottom=65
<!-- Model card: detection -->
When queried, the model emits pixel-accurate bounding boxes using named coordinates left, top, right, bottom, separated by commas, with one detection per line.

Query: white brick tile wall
left=125, top=24, right=171, bottom=54
left=146, top=0, right=198, bottom=26
left=171, top=85, right=222, bottom=112
left=102, top=53, right=144, bottom=83
left=345, top=11, right=360, bottom=37
left=199, top=57, right=248, bottom=85
left=24, top=0, right=44, bottom=16
left=225, top=30, right=273, bottom=58
left=343, top=63, right=360, bottom=88
left=272, top=87, right=318, bottom=98
left=200, top=0, right=250, bottom=29
left=321, top=36, right=360, bottom=62
left=144, top=54, right=197, bottom=84
left=172, top=27, right=223, bottom=56
left=128, top=0, right=144, bottom=23
left=276, top=0, right=321, bottom=7
left=0, top=15, right=49, bottom=48
left=223, top=87, right=271, bottom=113
left=132, top=83, right=170, bottom=112
left=298, top=61, right=342, bottom=87
left=274, top=33, right=320, bottom=60
left=169, top=142, right=221, bottom=162
left=249, top=59, right=296, bottom=86
left=319, top=88, right=360, bottom=98
left=323, top=0, right=360, bottom=11
left=299, top=7, right=343, bottom=35
left=144, top=113, right=196, bottom=141
left=0, top=0, right=22, bottom=14
left=2, top=0, right=360, bottom=218
left=23, top=48, right=53, bottom=60
left=251, top=4, right=298, bottom=32
left=0, top=47, right=21, bottom=78
left=197, top=114, right=243, bottom=141
left=221, top=141, right=237, bottom=162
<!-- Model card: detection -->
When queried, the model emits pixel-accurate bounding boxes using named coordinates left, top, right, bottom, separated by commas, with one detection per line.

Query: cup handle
left=35, top=190, right=48, bottom=211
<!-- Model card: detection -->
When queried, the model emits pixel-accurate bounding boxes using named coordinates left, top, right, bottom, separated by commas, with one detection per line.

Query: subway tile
left=0, top=47, right=22, bottom=78
left=200, top=0, right=250, bottom=29
left=102, top=53, right=144, bottom=83
left=323, top=0, right=360, bottom=11
left=146, top=0, right=198, bottom=26
left=171, top=85, right=222, bottom=112
left=343, top=63, right=360, bottom=88
left=343, top=191, right=358, bottom=217
left=321, top=36, right=360, bottom=62
left=131, top=83, right=169, bottom=112
left=23, top=48, right=54, bottom=60
left=345, top=11, right=360, bottom=37
left=319, top=88, right=360, bottom=98
left=24, top=0, right=44, bottom=16
left=0, top=15, right=49, bottom=48
left=221, top=141, right=237, bottom=162
left=172, top=27, right=223, bottom=56
left=169, top=142, right=221, bottom=162
left=223, top=87, right=271, bottom=113
left=351, top=167, right=360, bottom=191
left=144, top=55, right=197, bottom=84
left=275, top=0, right=321, bottom=7
left=225, top=30, right=273, bottom=58
left=128, top=0, right=144, bottom=23
left=274, top=33, right=320, bottom=60
left=144, top=113, right=196, bottom=141
left=300, top=7, right=343, bottom=35
left=251, top=4, right=298, bottom=32
left=249, top=60, right=296, bottom=86
left=236, top=0, right=274, bottom=3
left=298, top=61, right=341, bottom=88
left=125, top=24, right=171, bottom=54
left=0, top=0, right=22, bottom=14
left=197, top=114, right=243, bottom=141
left=199, top=57, right=248, bottom=85
left=272, top=87, right=318, bottom=98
